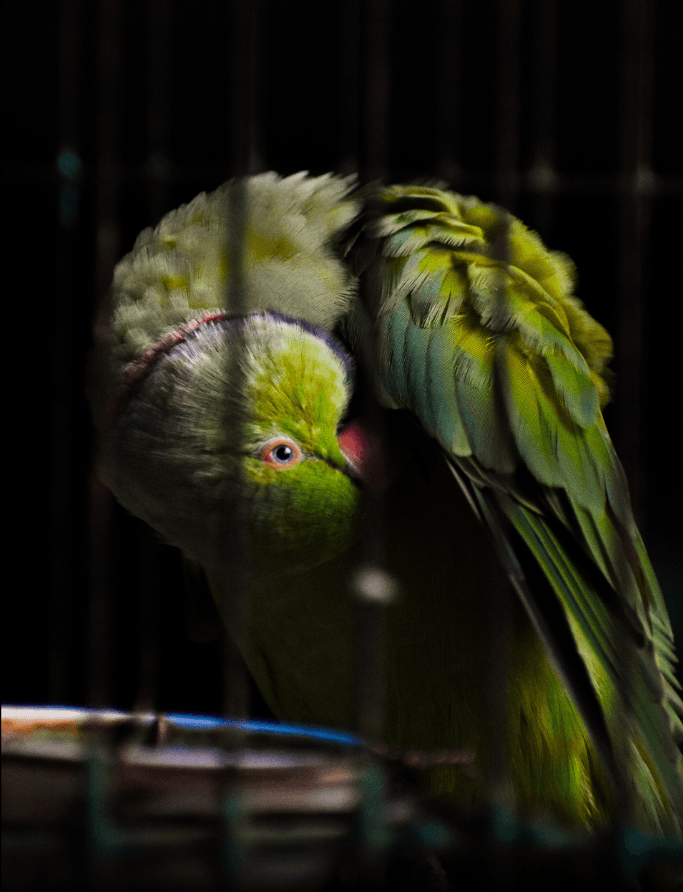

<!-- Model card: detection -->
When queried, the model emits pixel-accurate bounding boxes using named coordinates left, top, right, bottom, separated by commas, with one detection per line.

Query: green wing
left=343, top=184, right=683, bottom=832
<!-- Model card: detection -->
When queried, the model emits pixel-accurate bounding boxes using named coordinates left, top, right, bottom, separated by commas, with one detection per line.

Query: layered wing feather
left=343, top=184, right=683, bottom=832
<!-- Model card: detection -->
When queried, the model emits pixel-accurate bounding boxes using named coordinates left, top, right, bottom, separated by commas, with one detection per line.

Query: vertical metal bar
left=487, top=5, right=520, bottom=865
left=352, top=565, right=397, bottom=743
left=608, top=0, right=655, bottom=836
left=363, top=0, right=391, bottom=181
left=338, top=0, right=396, bottom=746
left=351, top=0, right=394, bottom=748
left=495, top=0, right=521, bottom=210
left=436, top=0, right=463, bottom=186
left=218, top=0, right=261, bottom=725
left=50, top=0, right=83, bottom=704
left=485, top=552, right=513, bottom=808
left=230, top=0, right=261, bottom=179
left=133, top=530, right=162, bottom=714
left=338, top=0, right=362, bottom=176
left=215, top=7, right=262, bottom=884
left=87, top=0, right=123, bottom=708
left=220, top=180, right=251, bottom=725
left=616, top=0, right=653, bottom=526
left=485, top=225, right=517, bottom=873
left=145, top=0, right=173, bottom=222
left=528, top=0, right=558, bottom=236
left=131, top=0, right=175, bottom=719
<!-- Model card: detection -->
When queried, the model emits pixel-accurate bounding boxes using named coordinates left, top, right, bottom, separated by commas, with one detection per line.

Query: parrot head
left=236, top=311, right=364, bottom=575
left=99, top=310, right=365, bottom=579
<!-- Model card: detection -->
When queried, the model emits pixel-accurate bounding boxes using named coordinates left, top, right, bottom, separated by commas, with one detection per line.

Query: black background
left=2, top=0, right=682, bottom=716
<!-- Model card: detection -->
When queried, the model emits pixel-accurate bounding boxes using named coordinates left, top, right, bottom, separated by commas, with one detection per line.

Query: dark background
left=2, top=0, right=682, bottom=716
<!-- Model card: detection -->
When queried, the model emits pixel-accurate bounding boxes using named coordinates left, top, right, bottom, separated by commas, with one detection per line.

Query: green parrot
left=92, top=172, right=683, bottom=836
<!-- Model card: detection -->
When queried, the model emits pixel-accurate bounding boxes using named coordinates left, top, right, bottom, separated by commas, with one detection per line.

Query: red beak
left=338, top=420, right=387, bottom=493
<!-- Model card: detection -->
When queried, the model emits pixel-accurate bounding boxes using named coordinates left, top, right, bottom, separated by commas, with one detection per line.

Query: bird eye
left=259, top=438, right=303, bottom=468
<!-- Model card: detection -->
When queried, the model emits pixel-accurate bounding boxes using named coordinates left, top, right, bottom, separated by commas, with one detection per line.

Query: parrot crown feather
left=96, top=171, right=360, bottom=412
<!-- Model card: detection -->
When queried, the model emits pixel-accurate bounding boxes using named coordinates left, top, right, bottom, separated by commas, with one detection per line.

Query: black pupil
left=274, top=444, right=293, bottom=463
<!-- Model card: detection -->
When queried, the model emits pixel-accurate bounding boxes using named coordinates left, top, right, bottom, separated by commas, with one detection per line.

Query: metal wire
left=219, top=0, right=262, bottom=725
left=3, top=1, right=683, bottom=887
left=50, top=0, right=84, bottom=705
left=87, top=0, right=124, bottom=710
left=616, top=0, right=653, bottom=523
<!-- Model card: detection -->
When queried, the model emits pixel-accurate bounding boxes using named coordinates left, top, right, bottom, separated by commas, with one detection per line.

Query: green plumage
left=344, top=184, right=683, bottom=833
left=92, top=173, right=683, bottom=842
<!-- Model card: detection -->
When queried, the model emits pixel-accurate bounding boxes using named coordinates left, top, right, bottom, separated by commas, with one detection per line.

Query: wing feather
left=344, top=183, right=683, bottom=831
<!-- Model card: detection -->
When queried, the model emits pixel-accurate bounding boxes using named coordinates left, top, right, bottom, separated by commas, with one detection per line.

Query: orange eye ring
left=259, top=437, right=303, bottom=469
